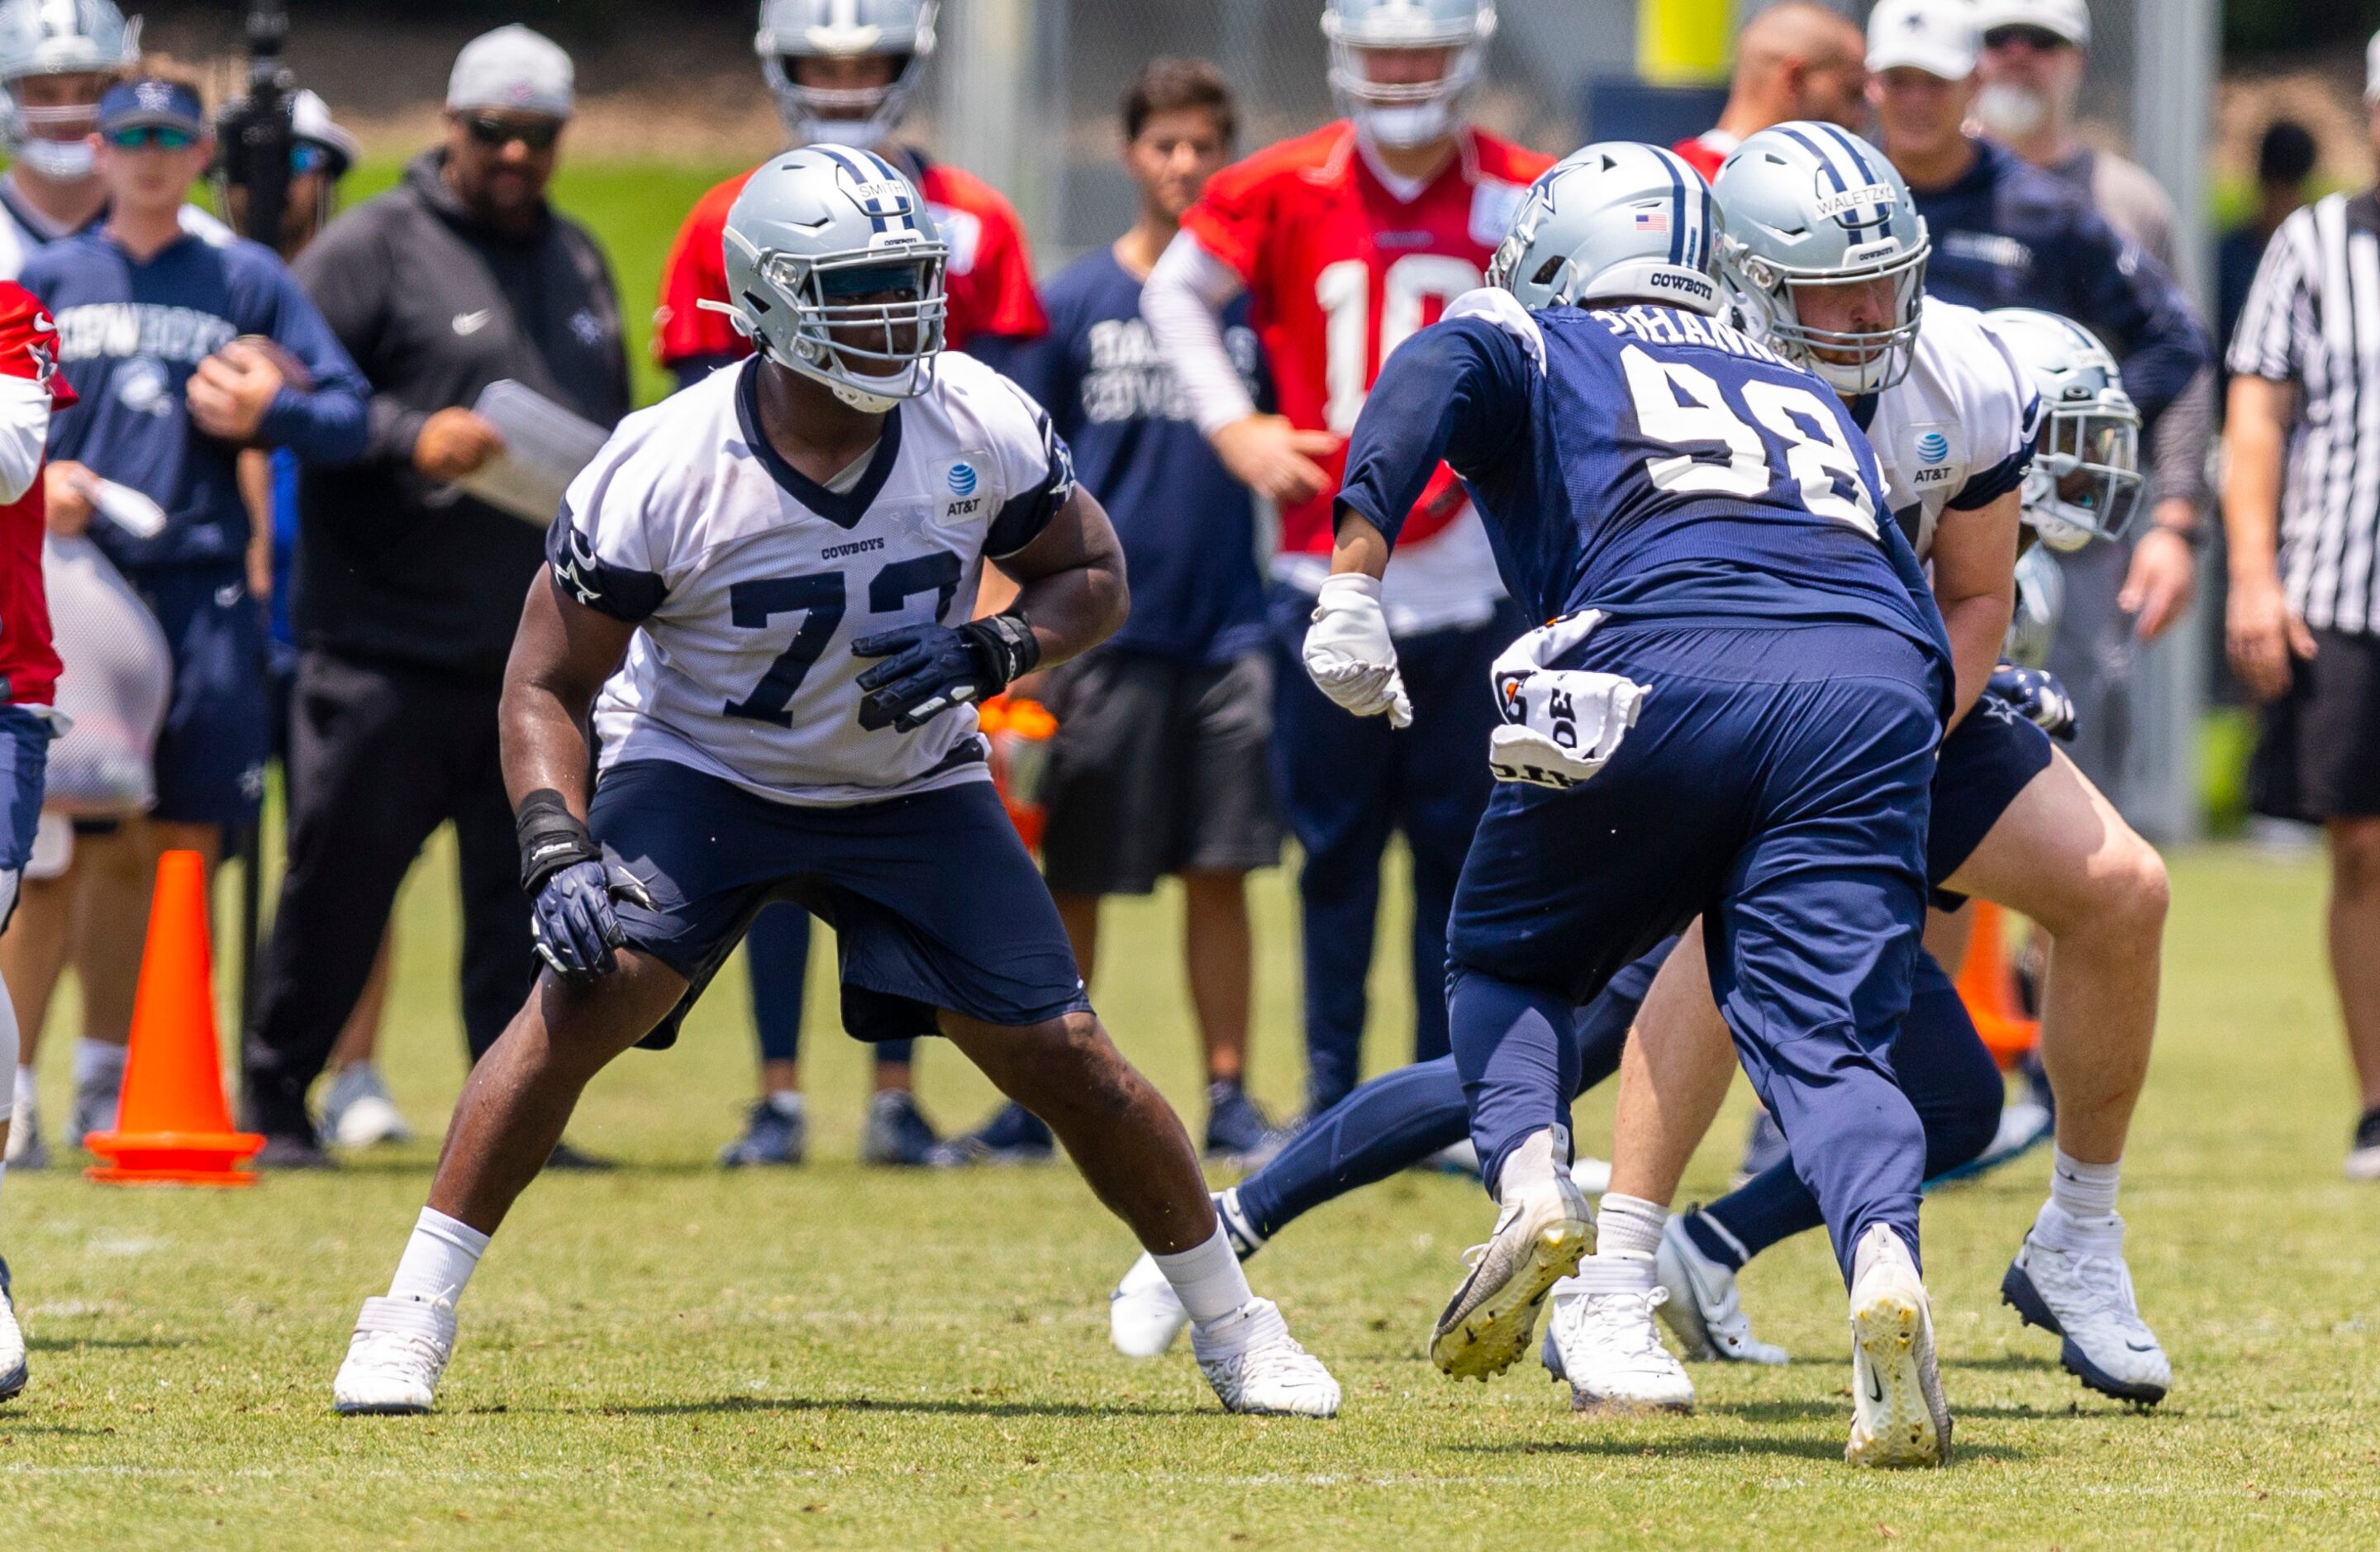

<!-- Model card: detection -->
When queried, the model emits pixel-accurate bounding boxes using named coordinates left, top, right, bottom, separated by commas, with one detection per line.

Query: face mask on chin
left=1356, top=99, right=1454, bottom=150
left=17, top=136, right=96, bottom=180
left=1975, top=82, right=2050, bottom=140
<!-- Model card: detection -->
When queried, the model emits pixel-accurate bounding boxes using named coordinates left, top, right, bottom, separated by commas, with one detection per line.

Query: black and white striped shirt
left=2230, top=191, right=2380, bottom=636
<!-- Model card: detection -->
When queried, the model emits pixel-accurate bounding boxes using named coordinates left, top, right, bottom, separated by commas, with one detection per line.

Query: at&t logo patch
left=947, top=461, right=978, bottom=496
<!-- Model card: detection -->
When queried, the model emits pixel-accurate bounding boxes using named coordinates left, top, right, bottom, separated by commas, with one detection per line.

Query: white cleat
left=333, top=1295, right=455, bottom=1415
left=326, top=1064, right=414, bottom=1149
left=1541, top=1282, right=1694, bottom=1414
left=1110, top=1250, right=1191, bottom=1359
left=1430, top=1172, right=1592, bottom=1381
left=2001, top=1207, right=2170, bottom=1406
left=1656, top=1214, right=1788, bottom=1365
left=0, top=1256, right=26, bottom=1402
left=1844, top=1226, right=1950, bottom=1468
left=1192, top=1297, right=1340, bottom=1418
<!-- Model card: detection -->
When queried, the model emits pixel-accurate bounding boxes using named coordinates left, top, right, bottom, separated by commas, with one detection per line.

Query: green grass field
left=4, top=841, right=2378, bottom=1547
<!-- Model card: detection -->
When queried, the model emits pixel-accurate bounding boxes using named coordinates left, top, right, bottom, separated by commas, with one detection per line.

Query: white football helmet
left=1713, top=121, right=1929, bottom=395
left=0, top=0, right=139, bottom=179
left=756, top=0, right=936, bottom=151
left=1987, top=307, right=2143, bottom=551
left=1321, top=0, right=1495, bottom=150
left=1487, top=142, right=1721, bottom=316
left=706, top=144, right=948, bottom=413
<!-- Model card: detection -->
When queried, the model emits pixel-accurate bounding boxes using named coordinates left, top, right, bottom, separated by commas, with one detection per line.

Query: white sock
left=1154, top=1223, right=1253, bottom=1325
left=2046, top=1148, right=2121, bottom=1223
left=72, top=1038, right=126, bottom=1093
left=10, top=1066, right=29, bottom=1121
left=387, top=1207, right=491, bottom=1307
left=764, top=1090, right=804, bottom=1119
left=1496, top=1124, right=1571, bottom=1205
left=1595, top=1193, right=1666, bottom=1259
left=1558, top=1250, right=1658, bottom=1298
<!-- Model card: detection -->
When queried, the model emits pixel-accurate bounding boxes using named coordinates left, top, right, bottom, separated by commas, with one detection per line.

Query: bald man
left=1674, top=2, right=1868, bottom=179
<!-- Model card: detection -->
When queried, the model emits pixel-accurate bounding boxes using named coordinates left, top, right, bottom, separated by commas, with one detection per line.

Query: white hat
left=1867, top=0, right=1978, bottom=83
left=446, top=24, right=574, bottom=119
left=1973, top=0, right=2091, bottom=49
left=2368, top=28, right=2380, bottom=102
left=290, top=88, right=361, bottom=172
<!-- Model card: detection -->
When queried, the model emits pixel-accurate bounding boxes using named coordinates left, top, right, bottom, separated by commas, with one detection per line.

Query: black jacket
left=293, top=149, right=629, bottom=678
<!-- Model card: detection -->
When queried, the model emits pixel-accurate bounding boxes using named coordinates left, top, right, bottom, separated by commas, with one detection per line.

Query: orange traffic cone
left=83, top=850, right=264, bottom=1185
left=1954, top=899, right=2040, bottom=1072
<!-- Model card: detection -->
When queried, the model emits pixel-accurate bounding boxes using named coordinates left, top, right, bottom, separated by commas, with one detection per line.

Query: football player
left=331, top=149, right=1340, bottom=1421
left=658, top=0, right=1050, bottom=1171
left=1302, top=141, right=1959, bottom=1465
left=1140, top=0, right=1546, bottom=1120
left=0, top=279, right=75, bottom=1401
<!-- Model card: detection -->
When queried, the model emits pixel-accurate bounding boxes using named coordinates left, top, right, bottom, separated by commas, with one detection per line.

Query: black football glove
left=1983, top=661, right=2078, bottom=741
left=852, top=611, right=1040, bottom=732
left=516, top=789, right=653, bottom=979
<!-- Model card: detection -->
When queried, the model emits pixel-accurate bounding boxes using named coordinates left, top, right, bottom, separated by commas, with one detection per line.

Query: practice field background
left=2, top=161, right=2374, bottom=1546
left=4, top=843, right=2378, bottom=1548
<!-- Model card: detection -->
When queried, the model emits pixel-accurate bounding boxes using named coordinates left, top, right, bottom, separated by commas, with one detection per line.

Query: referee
left=2224, top=33, right=2380, bottom=1182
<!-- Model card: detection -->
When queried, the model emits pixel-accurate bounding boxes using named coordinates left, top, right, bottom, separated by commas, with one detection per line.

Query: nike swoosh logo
left=1865, top=1367, right=1885, bottom=1404
left=452, top=309, right=495, bottom=336
left=2125, top=1340, right=2158, bottom=1352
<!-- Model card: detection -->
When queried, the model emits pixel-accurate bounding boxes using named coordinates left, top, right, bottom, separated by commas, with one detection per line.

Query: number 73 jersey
left=548, top=354, right=1073, bottom=807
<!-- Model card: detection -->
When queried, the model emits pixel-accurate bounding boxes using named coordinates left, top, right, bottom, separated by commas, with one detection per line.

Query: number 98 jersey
left=548, top=354, right=1073, bottom=807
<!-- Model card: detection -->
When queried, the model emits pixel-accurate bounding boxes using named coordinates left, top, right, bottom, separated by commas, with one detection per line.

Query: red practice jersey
left=1672, top=130, right=1736, bottom=184
left=653, top=151, right=1047, bottom=369
left=0, top=282, right=69, bottom=707
left=1180, top=123, right=1552, bottom=556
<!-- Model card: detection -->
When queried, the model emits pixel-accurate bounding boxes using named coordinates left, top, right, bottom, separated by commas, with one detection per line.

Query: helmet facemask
left=713, top=234, right=948, bottom=413
left=1730, top=233, right=1928, bottom=396
left=1321, top=3, right=1494, bottom=150
left=2023, top=388, right=2142, bottom=550
left=760, top=52, right=921, bottom=150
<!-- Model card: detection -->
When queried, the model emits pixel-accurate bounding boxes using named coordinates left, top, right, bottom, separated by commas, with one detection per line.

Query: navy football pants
left=1447, top=621, right=1942, bottom=1281
left=1268, top=585, right=1518, bottom=1114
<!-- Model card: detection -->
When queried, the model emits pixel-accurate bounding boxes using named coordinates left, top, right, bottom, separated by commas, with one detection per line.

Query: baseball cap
left=2368, top=28, right=2380, bottom=102
left=97, top=77, right=206, bottom=137
left=1867, top=0, right=1978, bottom=83
left=446, top=24, right=574, bottom=120
left=1973, top=0, right=2091, bottom=48
left=290, top=88, right=361, bottom=174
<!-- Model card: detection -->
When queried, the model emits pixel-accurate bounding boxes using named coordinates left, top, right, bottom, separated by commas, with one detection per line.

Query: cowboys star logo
left=555, top=526, right=604, bottom=607
left=1978, top=692, right=2025, bottom=727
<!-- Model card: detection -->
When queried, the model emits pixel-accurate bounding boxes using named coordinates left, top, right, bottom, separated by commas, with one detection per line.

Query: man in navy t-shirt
left=935, top=60, right=1282, bottom=1166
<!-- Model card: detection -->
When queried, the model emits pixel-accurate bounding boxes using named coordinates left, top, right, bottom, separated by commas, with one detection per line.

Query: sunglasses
left=103, top=124, right=197, bottom=150
left=1982, top=24, right=2073, bottom=51
left=462, top=114, right=561, bottom=152
left=291, top=141, right=335, bottom=175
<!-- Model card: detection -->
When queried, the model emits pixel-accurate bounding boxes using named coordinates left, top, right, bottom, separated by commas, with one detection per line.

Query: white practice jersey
left=1855, top=299, right=2037, bottom=561
left=553, top=352, right=1075, bottom=807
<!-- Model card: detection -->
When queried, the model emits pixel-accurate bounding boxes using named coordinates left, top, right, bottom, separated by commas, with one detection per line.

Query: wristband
left=959, top=609, right=1040, bottom=693
left=515, top=788, right=600, bottom=894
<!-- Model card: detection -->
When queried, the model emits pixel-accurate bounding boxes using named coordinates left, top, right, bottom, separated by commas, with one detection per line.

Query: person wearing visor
left=658, top=0, right=1050, bottom=1173
left=239, top=26, right=629, bottom=1170
left=14, top=67, right=366, bottom=1154
left=1140, top=0, right=1548, bottom=1126
left=331, top=144, right=1344, bottom=1425
left=214, top=88, right=359, bottom=263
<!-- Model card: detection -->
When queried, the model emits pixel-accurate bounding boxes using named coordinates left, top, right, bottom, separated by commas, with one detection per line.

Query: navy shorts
left=0, top=706, right=48, bottom=928
left=1448, top=621, right=1942, bottom=1009
left=1927, top=702, right=2054, bottom=908
left=131, top=564, right=270, bottom=831
left=588, top=759, right=1092, bottom=1050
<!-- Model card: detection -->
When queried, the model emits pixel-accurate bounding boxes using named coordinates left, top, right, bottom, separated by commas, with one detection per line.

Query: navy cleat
left=1203, top=1082, right=1282, bottom=1164
left=718, top=1097, right=806, bottom=1168
left=861, top=1090, right=940, bottom=1167
left=926, top=1101, right=1054, bottom=1168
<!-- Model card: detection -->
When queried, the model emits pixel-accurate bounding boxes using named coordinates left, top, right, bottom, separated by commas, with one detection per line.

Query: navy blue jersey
left=23, top=228, right=369, bottom=571
left=1911, top=137, right=2207, bottom=429
left=1337, top=293, right=1950, bottom=681
left=1009, top=249, right=1269, bottom=664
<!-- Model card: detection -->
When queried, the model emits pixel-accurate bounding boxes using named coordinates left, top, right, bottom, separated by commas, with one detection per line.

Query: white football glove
left=1303, top=574, right=1413, bottom=728
left=1488, top=611, right=1649, bottom=789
